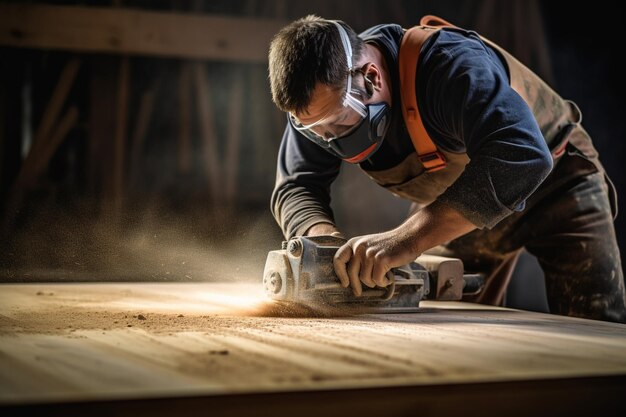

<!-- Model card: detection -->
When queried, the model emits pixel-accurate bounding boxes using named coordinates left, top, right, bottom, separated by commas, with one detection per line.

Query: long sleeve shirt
left=271, top=24, right=553, bottom=239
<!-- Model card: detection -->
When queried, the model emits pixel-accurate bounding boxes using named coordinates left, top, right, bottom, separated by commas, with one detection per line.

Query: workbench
left=1, top=282, right=625, bottom=416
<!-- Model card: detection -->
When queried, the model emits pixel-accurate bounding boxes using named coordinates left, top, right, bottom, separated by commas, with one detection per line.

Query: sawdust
left=0, top=307, right=266, bottom=335
left=0, top=283, right=358, bottom=336
left=0, top=300, right=357, bottom=336
left=251, top=300, right=363, bottom=318
left=1, top=206, right=283, bottom=284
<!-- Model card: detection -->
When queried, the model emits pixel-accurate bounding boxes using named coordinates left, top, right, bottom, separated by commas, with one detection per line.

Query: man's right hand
left=332, top=201, right=477, bottom=297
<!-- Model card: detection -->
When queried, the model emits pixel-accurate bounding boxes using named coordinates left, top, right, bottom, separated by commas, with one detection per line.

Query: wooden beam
left=112, top=57, right=129, bottom=216
left=31, top=107, right=79, bottom=181
left=1, top=59, right=80, bottom=237
left=194, top=63, right=222, bottom=207
left=28, top=58, right=80, bottom=174
left=0, top=70, right=5, bottom=191
left=88, top=57, right=117, bottom=199
left=0, top=4, right=284, bottom=63
left=177, top=64, right=192, bottom=175
left=225, top=74, right=243, bottom=207
left=1, top=107, right=78, bottom=237
left=129, top=87, right=157, bottom=187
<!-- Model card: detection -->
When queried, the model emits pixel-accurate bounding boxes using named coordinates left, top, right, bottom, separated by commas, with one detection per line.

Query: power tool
left=263, top=235, right=484, bottom=312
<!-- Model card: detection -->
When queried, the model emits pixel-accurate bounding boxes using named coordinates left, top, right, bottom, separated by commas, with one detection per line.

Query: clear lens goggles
left=288, top=21, right=368, bottom=143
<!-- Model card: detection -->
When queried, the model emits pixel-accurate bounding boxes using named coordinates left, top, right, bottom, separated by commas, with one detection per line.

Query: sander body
left=263, top=235, right=484, bottom=312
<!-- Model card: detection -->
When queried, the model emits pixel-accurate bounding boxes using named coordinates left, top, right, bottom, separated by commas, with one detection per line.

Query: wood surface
left=0, top=4, right=284, bottom=63
left=0, top=282, right=625, bottom=415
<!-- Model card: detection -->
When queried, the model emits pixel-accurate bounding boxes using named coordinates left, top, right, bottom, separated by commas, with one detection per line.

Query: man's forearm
left=332, top=200, right=477, bottom=295
left=401, top=200, right=477, bottom=255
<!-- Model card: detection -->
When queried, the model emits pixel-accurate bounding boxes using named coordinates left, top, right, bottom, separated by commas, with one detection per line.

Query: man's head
left=268, top=16, right=392, bottom=163
left=268, top=15, right=363, bottom=115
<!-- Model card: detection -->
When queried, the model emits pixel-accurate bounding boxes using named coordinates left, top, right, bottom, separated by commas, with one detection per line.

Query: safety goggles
left=288, top=21, right=368, bottom=143
left=287, top=101, right=389, bottom=162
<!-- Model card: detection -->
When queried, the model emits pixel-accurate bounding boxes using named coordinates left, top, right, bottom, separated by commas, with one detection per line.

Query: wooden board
left=0, top=4, right=284, bottom=62
left=0, top=282, right=625, bottom=416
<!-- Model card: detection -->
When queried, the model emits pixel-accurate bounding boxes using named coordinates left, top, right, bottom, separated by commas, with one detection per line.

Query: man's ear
left=363, top=63, right=383, bottom=92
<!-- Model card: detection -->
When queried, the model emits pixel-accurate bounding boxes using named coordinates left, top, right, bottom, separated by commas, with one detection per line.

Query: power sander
left=263, top=235, right=484, bottom=312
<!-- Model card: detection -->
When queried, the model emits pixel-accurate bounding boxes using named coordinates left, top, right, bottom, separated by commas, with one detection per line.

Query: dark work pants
left=427, top=145, right=626, bottom=323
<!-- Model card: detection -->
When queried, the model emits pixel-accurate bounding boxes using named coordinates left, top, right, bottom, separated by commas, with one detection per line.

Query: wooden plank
left=0, top=282, right=625, bottom=412
left=0, top=4, right=285, bottom=63
left=1, top=377, right=624, bottom=417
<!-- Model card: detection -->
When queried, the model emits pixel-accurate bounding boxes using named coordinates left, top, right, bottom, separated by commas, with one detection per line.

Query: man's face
left=290, top=72, right=370, bottom=142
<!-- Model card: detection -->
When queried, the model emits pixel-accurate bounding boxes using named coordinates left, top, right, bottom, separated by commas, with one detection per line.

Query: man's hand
left=333, top=229, right=420, bottom=296
left=333, top=201, right=477, bottom=296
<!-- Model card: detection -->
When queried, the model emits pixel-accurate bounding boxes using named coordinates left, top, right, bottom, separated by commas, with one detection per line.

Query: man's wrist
left=304, top=222, right=340, bottom=237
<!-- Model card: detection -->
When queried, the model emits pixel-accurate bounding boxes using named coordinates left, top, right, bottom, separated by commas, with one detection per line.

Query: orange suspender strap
left=398, top=15, right=457, bottom=173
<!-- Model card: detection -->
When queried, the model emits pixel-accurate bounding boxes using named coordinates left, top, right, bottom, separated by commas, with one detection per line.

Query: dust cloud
left=0, top=203, right=284, bottom=284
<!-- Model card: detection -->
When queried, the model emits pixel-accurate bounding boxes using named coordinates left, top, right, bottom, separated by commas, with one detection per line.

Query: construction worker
left=267, top=15, right=626, bottom=323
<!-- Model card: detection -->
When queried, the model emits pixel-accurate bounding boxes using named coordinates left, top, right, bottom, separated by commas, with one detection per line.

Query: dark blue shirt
left=271, top=24, right=553, bottom=238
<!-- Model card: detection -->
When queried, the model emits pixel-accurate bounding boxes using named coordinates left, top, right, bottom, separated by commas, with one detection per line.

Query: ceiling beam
left=0, top=4, right=285, bottom=63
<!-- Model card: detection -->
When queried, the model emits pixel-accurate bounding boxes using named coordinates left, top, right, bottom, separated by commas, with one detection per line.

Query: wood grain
left=0, top=282, right=624, bottom=412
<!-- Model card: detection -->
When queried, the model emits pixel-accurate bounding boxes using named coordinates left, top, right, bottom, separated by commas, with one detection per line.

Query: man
left=268, top=15, right=626, bottom=322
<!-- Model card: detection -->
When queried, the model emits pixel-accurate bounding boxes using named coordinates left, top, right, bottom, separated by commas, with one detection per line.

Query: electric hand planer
left=263, top=235, right=484, bottom=312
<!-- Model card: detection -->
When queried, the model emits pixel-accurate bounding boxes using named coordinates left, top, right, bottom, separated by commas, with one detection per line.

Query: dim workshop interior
left=1, top=1, right=625, bottom=416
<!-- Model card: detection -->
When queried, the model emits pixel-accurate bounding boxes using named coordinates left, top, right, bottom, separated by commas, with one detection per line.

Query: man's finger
left=359, top=255, right=375, bottom=288
left=347, top=259, right=363, bottom=296
left=372, top=262, right=392, bottom=287
left=347, top=255, right=363, bottom=288
left=333, top=244, right=352, bottom=288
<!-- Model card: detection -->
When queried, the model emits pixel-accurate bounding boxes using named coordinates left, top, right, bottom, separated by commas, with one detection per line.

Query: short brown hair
left=268, top=15, right=364, bottom=114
